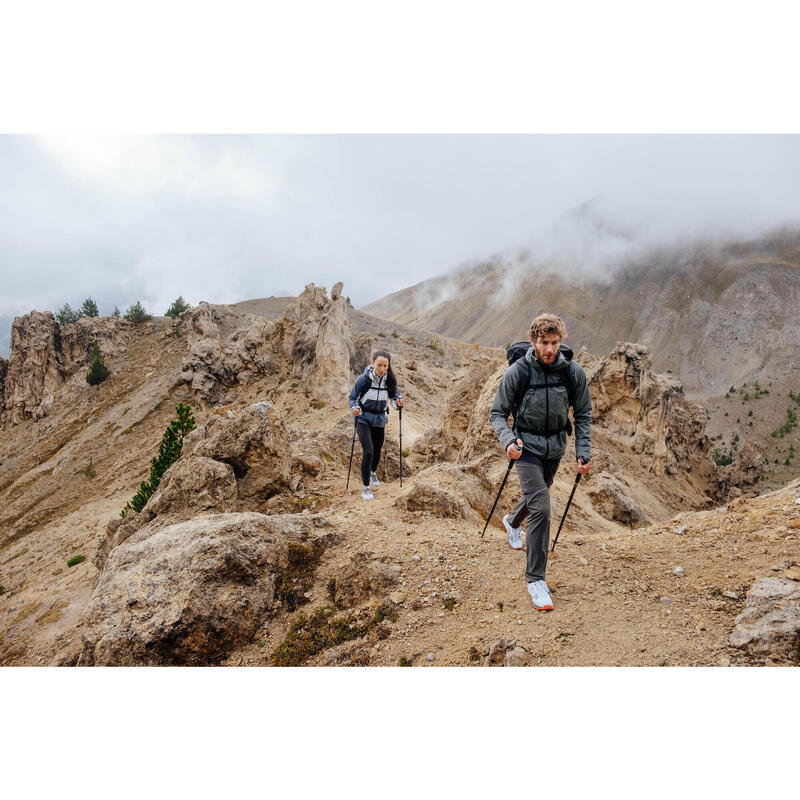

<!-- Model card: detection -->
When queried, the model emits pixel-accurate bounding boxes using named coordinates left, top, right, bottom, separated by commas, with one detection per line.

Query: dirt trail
left=231, top=467, right=800, bottom=667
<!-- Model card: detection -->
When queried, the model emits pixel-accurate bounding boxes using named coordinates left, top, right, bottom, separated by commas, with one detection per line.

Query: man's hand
left=576, top=457, right=591, bottom=475
left=352, top=406, right=362, bottom=417
left=507, top=439, right=523, bottom=460
left=396, top=397, right=406, bottom=408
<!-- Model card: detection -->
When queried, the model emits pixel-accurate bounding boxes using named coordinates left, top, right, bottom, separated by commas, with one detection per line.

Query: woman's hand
left=396, top=397, right=406, bottom=408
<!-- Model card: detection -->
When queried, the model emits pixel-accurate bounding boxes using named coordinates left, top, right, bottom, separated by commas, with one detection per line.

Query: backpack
left=505, top=341, right=576, bottom=436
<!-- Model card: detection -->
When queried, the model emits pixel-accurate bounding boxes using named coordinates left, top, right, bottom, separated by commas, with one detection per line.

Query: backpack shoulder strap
left=564, top=360, right=576, bottom=408
left=511, top=358, right=531, bottom=424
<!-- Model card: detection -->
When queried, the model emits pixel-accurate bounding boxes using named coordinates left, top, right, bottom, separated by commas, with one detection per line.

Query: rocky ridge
left=0, top=283, right=794, bottom=667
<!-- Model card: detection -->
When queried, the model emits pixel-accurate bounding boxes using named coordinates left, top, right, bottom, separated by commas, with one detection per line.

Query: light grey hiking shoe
left=362, top=486, right=374, bottom=501
left=527, top=580, right=553, bottom=611
left=370, top=471, right=381, bottom=488
left=503, top=514, right=523, bottom=550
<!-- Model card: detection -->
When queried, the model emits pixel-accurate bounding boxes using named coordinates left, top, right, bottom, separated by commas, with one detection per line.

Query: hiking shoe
left=370, top=471, right=381, bottom=488
left=503, top=514, right=523, bottom=550
left=528, top=580, right=553, bottom=611
left=362, top=486, right=374, bottom=501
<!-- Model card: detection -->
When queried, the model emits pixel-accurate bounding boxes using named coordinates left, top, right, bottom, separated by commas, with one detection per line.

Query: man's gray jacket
left=490, top=347, right=591, bottom=462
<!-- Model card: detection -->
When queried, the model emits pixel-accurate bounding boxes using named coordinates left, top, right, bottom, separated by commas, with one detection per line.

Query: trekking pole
left=398, top=406, right=403, bottom=488
left=481, top=459, right=514, bottom=537
left=346, top=415, right=358, bottom=490
left=551, top=463, right=583, bottom=552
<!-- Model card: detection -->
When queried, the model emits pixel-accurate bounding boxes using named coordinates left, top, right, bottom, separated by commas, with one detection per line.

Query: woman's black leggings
left=357, top=422, right=385, bottom=486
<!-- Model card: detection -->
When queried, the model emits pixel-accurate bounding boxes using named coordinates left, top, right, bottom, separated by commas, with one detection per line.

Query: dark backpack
left=505, top=341, right=576, bottom=436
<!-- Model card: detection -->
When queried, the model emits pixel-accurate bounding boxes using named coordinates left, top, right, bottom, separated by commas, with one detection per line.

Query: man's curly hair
left=529, top=313, right=567, bottom=342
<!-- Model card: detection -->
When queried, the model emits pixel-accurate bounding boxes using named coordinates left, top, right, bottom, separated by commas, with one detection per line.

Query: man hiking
left=490, top=313, right=592, bottom=611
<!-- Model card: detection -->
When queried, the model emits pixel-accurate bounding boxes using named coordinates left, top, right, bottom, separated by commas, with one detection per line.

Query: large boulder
left=585, top=471, right=650, bottom=526
left=728, top=577, right=800, bottom=662
left=95, top=455, right=240, bottom=569
left=183, top=401, right=291, bottom=508
left=712, top=441, right=765, bottom=502
left=79, top=512, right=330, bottom=666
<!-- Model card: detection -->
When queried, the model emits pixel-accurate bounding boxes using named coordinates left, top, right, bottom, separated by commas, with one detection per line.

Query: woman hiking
left=348, top=350, right=406, bottom=500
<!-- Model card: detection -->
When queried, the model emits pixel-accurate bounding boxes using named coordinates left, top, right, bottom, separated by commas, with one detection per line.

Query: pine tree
left=165, top=296, right=190, bottom=318
left=80, top=297, right=99, bottom=317
left=112, top=306, right=121, bottom=317
left=56, top=303, right=82, bottom=326
left=121, top=403, right=196, bottom=517
left=86, top=341, right=110, bottom=385
left=124, top=300, right=152, bottom=323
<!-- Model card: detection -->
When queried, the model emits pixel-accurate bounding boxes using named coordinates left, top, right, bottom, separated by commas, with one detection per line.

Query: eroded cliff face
left=178, top=282, right=355, bottom=406
left=585, top=342, right=711, bottom=478
left=0, top=312, right=135, bottom=428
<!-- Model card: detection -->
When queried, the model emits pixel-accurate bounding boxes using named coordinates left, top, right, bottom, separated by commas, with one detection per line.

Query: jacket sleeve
left=570, top=362, right=591, bottom=462
left=489, top=364, right=519, bottom=451
left=349, top=375, right=367, bottom=409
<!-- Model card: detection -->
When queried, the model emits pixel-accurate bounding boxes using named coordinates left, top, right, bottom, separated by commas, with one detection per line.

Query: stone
left=673, top=566, right=685, bottom=577
left=332, top=552, right=401, bottom=609
left=79, top=512, right=321, bottom=666
left=722, top=590, right=739, bottom=600
left=485, top=636, right=517, bottom=665
left=389, top=591, right=407, bottom=604
left=586, top=472, right=650, bottom=526
left=183, top=400, right=291, bottom=509
left=394, top=482, right=473, bottom=519
left=94, top=455, right=240, bottom=569
left=577, top=557, right=589, bottom=566
left=728, top=577, right=800, bottom=661
left=427, top=653, right=435, bottom=662
left=673, top=526, right=688, bottom=535
left=504, top=646, right=534, bottom=667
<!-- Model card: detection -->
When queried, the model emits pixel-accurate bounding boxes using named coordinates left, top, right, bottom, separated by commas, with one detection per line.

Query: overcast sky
left=2, top=134, right=800, bottom=356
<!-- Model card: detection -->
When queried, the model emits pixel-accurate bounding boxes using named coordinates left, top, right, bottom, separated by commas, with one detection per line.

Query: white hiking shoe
left=370, top=471, right=381, bottom=488
left=362, top=486, right=374, bottom=501
left=528, top=580, right=554, bottom=611
left=503, top=514, right=523, bottom=550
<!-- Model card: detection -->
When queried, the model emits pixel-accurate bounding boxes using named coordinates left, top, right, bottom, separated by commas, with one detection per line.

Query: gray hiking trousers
left=508, top=455, right=561, bottom=583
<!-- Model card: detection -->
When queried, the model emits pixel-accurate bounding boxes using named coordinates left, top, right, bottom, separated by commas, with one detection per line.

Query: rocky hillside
left=363, top=228, right=800, bottom=492
left=1, top=283, right=796, bottom=667
left=363, top=229, right=800, bottom=395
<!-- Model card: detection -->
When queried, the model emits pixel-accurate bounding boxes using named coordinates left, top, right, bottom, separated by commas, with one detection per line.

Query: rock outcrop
left=96, top=401, right=292, bottom=570
left=0, top=311, right=134, bottom=427
left=183, top=400, right=291, bottom=507
left=712, top=441, right=765, bottom=501
left=179, top=282, right=355, bottom=406
left=728, top=577, right=800, bottom=662
left=79, top=511, right=331, bottom=666
left=585, top=342, right=711, bottom=477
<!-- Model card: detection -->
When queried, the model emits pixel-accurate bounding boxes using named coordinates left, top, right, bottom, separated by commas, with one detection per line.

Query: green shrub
left=55, top=303, right=82, bottom=325
left=80, top=297, right=99, bottom=318
left=86, top=340, right=110, bottom=385
left=121, top=403, right=196, bottom=517
left=165, top=296, right=190, bottom=318
left=67, top=555, right=86, bottom=567
left=124, top=301, right=152, bottom=323
left=713, top=448, right=734, bottom=466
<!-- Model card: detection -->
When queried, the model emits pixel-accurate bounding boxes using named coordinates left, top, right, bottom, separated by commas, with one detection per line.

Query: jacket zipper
left=544, top=370, right=549, bottom=459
